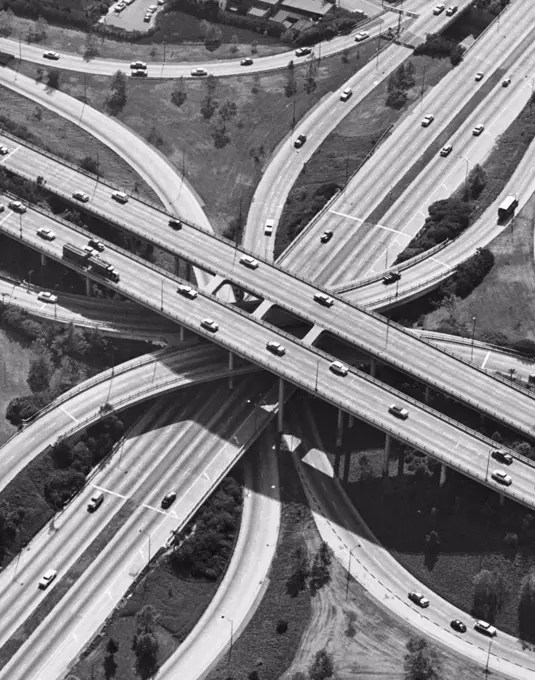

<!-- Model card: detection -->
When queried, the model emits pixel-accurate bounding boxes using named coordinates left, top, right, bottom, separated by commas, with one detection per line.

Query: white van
left=265, top=219, right=275, bottom=236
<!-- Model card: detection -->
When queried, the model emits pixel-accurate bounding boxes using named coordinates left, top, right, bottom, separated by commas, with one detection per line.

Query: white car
left=38, top=569, right=57, bottom=590
left=130, top=61, right=147, bottom=70
left=408, top=591, right=429, bottom=608
left=0, top=145, right=9, bottom=155
left=266, top=341, right=286, bottom=356
left=111, top=190, right=128, bottom=204
left=440, top=143, right=453, bottom=157
left=239, top=255, right=259, bottom=270
left=472, top=124, right=485, bottom=136
left=313, top=292, right=334, bottom=307
left=433, top=4, right=445, bottom=14
left=43, top=51, right=60, bottom=60
left=37, top=291, right=58, bottom=304
left=421, top=114, right=434, bottom=127
left=264, top=219, right=275, bottom=236
left=176, top=283, right=198, bottom=299
left=340, top=88, right=352, bottom=102
left=329, top=361, right=349, bottom=377
left=87, top=491, right=104, bottom=512
left=354, top=31, right=369, bottom=42
left=474, top=620, right=497, bottom=637
left=475, top=72, right=484, bottom=81
left=88, top=238, right=105, bottom=252
left=9, top=200, right=26, bottom=213
left=389, top=404, right=409, bottom=420
left=37, top=227, right=55, bottom=241
left=201, top=318, right=219, bottom=333
left=191, top=68, right=208, bottom=77
left=491, top=469, right=512, bottom=486
left=83, top=245, right=97, bottom=256
left=72, top=190, right=89, bottom=202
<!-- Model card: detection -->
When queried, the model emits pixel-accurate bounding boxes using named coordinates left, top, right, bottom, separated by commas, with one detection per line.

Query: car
left=130, top=61, right=147, bottom=70
left=114, top=2, right=126, bottom=11
left=440, top=143, right=453, bottom=157
left=421, top=114, right=434, bottom=127
left=83, top=245, right=97, bottom=256
left=111, top=190, right=128, bottom=204
left=502, top=77, right=511, bottom=87
left=144, top=13, right=151, bottom=21
left=450, top=619, right=467, bottom=633
left=36, top=227, right=55, bottom=241
left=38, top=569, right=57, bottom=590
left=295, top=47, right=312, bottom=57
left=37, top=291, right=58, bottom=304
left=491, top=449, right=513, bottom=465
left=157, top=0, right=165, bottom=4
left=408, top=591, right=429, bottom=608
left=240, top=58, right=253, bottom=66
left=354, top=31, right=370, bottom=42
left=491, top=469, right=512, bottom=486
left=88, top=238, right=105, bottom=252
left=161, top=491, right=177, bottom=509
left=264, top=219, right=275, bottom=236
left=340, top=87, right=353, bottom=102
left=239, top=255, right=259, bottom=269
left=191, top=68, right=208, bottom=77
left=266, top=341, right=286, bottom=356
left=131, top=69, right=147, bottom=77
left=294, top=134, right=307, bottom=149
left=474, top=620, right=497, bottom=637
left=445, top=5, right=458, bottom=15
left=148, top=4, right=158, bottom=9
left=383, top=271, right=401, bottom=285
left=433, top=4, right=445, bottom=14
left=72, top=190, right=90, bottom=203
left=169, top=218, right=182, bottom=230
left=389, top=404, right=409, bottom=420
left=176, top=283, right=198, bottom=299
left=87, top=491, right=104, bottom=512
left=0, top=145, right=9, bottom=155
left=475, top=71, right=484, bottom=81
left=43, top=51, right=60, bottom=60
left=329, top=361, right=349, bottom=377
left=9, top=200, right=26, bottom=213
left=0, top=204, right=5, bottom=213
left=201, top=318, right=219, bottom=333
left=314, top=292, right=334, bottom=307
left=320, top=230, right=333, bottom=243
left=472, top=124, right=485, bottom=136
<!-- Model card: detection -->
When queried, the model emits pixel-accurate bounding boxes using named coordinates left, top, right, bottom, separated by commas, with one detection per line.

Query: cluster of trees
left=132, top=605, right=160, bottom=678
left=168, top=476, right=242, bottom=580
left=414, top=33, right=466, bottom=67
left=473, top=0, right=510, bottom=14
left=106, top=70, right=128, bottom=115
left=0, top=0, right=94, bottom=31
left=286, top=541, right=334, bottom=597
left=404, top=636, right=441, bottom=680
left=198, top=75, right=239, bottom=149
left=287, top=7, right=360, bottom=48
left=449, top=247, right=494, bottom=298
left=386, top=61, right=416, bottom=109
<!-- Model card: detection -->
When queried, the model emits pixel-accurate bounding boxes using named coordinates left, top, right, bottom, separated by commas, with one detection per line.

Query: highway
left=278, top=3, right=535, bottom=283
left=0, top=376, right=280, bottom=680
left=2, top=184, right=535, bottom=443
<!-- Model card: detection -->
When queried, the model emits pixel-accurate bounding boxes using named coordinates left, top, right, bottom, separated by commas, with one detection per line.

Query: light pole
left=471, top=315, right=477, bottom=362
left=160, top=279, right=164, bottom=311
left=345, top=544, right=360, bottom=600
left=139, top=527, right=152, bottom=562
left=485, top=448, right=491, bottom=482
left=314, top=359, right=320, bottom=394
left=375, top=18, right=383, bottom=69
left=484, top=637, right=493, bottom=678
left=221, top=614, right=234, bottom=662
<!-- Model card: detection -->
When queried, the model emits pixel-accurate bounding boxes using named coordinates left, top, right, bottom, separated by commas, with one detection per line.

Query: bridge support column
left=85, top=277, right=91, bottom=297
left=334, top=451, right=342, bottom=478
left=336, top=409, right=344, bottom=448
left=397, top=447, right=405, bottom=476
left=228, top=352, right=234, bottom=389
left=500, top=493, right=505, bottom=507
left=348, top=414, right=354, bottom=429
left=370, top=358, right=377, bottom=378
left=343, top=451, right=351, bottom=482
left=40, top=253, right=46, bottom=267
left=277, top=378, right=284, bottom=433
left=425, top=385, right=431, bottom=403
left=174, top=255, right=181, bottom=276
left=439, top=462, right=447, bottom=487
left=179, top=325, right=185, bottom=342
left=383, top=434, right=391, bottom=476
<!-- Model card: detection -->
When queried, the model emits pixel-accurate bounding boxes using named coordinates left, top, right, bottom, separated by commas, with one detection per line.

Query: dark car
left=169, top=218, right=182, bottom=230
left=383, top=271, right=401, bottom=285
left=491, top=449, right=513, bottom=465
left=161, top=491, right=177, bottom=509
left=320, top=230, right=333, bottom=243
left=450, top=619, right=467, bottom=633
left=240, top=58, right=253, bottom=66
left=294, top=134, right=307, bottom=149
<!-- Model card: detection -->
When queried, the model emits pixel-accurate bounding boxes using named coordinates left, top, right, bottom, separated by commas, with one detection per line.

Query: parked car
left=383, top=271, right=401, bottom=285
left=408, top=591, right=429, bottom=608
left=491, top=469, right=512, bottom=486
left=450, top=619, right=466, bottom=633
left=340, top=87, right=353, bottom=102
left=0, top=145, right=9, bottom=155
left=389, top=404, right=409, bottom=420
left=239, top=255, right=259, bottom=269
left=295, top=47, right=311, bottom=57
left=161, top=491, right=177, bottom=509
left=169, top=218, right=182, bottom=230
left=320, top=230, right=333, bottom=243
left=421, top=114, right=434, bottom=127
left=329, top=361, right=349, bottom=377
left=472, top=124, right=485, bottom=136
left=474, top=620, right=497, bottom=637
left=176, top=283, right=198, bottom=299
left=72, top=190, right=90, bottom=203
left=9, top=200, right=26, bottom=213
left=88, top=238, right=105, bottom=252
left=43, top=51, right=60, bottom=60
left=491, top=449, right=513, bottom=465
left=201, top=318, right=219, bottom=333
left=191, top=68, right=208, bottom=77
left=87, top=491, right=104, bottom=512
left=440, top=143, right=453, bottom=157
left=37, top=291, right=58, bottom=304
left=111, top=190, right=128, bottom=204
left=266, top=341, right=286, bottom=356
left=36, top=227, right=55, bottom=240
left=240, top=58, right=253, bottom=66
left=354, top=31, right=369, bottom=42
left=38, top=569, right=57, bottom=590
left=313, top=292, right=334, bottom=307
left=294, top=134, right=307, bottom=149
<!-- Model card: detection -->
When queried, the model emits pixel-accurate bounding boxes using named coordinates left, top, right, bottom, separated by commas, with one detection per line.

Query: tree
left=46, top=69, right=60, bottom=89
left=106, top=638, right=119, bottom=655
left=218, top=100, right=237, bottom=132
left=472, top=569, right=504, bottom=622
left=204, top=23, right=222, bottom=51
left=136, top=604, right=159, bottom=635
left=171, top=78, right=187, bottom=107
left=80, top=155, right=100, bottom=176
left=84, top=31, right=99, bottom=61
left=286, top=545, right=309, bottom=596
left=309, top=649, right=334, bottom=680
left=230, top=34, right=239, bottom=53
left=251, top=40, right=258, bottom=54
left=284, top=69, right=297, bottom=98
left=27, top=354, right=52, bottom=393
left=424, top=529, right=440, bottom=569
left=404, top=637, right=441, bottom=680
left=200, top=95, right=218, bottom=120
left=107, top=70, right=127, bottom=114
left=519, top=570, right=535, bottom=642
left=133, top=631, right=159, bottom=678
left=33, top=16, right=47, bottom=42
left=466, top=163, right=487, bottom=199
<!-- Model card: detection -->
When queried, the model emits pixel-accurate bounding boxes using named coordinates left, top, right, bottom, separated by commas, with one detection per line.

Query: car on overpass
left=295, top=47, right=311, bottom=57
left=445, top=5, right=458, bottom=15
left=474, top=620, right=497, bottom=637
left=87, top=491, right=104, bottom=512
left=37, top=291, right=58, bottom=304
left=491, top=449, right=513, bottom=465
left=43, top=51, right=60, bottom=60
left=329, top=361, right=349, bottom=377
left=37, top=227, right=55, bottom=240
left=450, top=619, right=466, bottom=633
left=475, top=71, right=484, bottom=81
left=433, top=4, right=445, bottom=15
left=38, top=569, right=57, bottom=590
left=0, top=145, right=9, bottom=155
left=9, top=200, right=26, bottom=213
left=264, top=219, right=275, bottom=236
left=313, top=292, right=334, bottom=307
left=201, top=318, right=219, bottom=333
left=491, top=469, right=512, bottom=486
left=354, top=31, right=369, bottom=42
left=176, top=283, right=198, bottom=299
left=88, top=238, right=105, bottom=252
left=240, top=255, right=259, bottom=270
left=73, top=190, right=90, bottom=203
left=383, top=271, right=401, bottom=285
left=111, top=190, right=128, bottom=204
left=408, top=591, right=429, bottom=608
left=169, top=218, right=182, bottom=230
left=389, top=404, right=409, bottom=420
left=266, top=341, right=286, bottom=356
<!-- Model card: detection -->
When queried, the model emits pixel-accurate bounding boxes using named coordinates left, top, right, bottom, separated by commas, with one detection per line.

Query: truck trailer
left=89, top=256, right=120, bottom=283
left=62, top=243, right=91, bottom=267
left=498, top=195, right=518, bottom=221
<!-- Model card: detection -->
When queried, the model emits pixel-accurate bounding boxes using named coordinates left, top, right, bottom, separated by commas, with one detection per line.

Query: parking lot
left=101, top=0, right=164, bottom=32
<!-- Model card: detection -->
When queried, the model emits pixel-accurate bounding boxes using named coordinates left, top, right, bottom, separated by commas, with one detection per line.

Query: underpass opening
left=259, top=305, right=314, bottom=341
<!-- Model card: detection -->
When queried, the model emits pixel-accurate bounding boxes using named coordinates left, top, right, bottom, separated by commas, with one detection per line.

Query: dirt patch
left=0, top=328, right=30, bottom=445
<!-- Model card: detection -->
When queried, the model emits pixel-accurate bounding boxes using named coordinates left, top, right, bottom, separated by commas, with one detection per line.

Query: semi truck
left=90, top=256, right=120, bottom=283
left=62, top=243, right=91, bottom=267
left=498, top=195, right=518, bottom=221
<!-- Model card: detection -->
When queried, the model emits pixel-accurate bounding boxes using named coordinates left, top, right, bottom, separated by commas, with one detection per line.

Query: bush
left=44, top=468, right=86, bottom=509
left=414, top=33, right=466, bottom=66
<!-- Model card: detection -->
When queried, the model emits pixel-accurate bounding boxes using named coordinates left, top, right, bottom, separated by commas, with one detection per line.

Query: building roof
left=280, top=0, right=333, bottom=16
left=247, top=5, right=271, bottom=17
